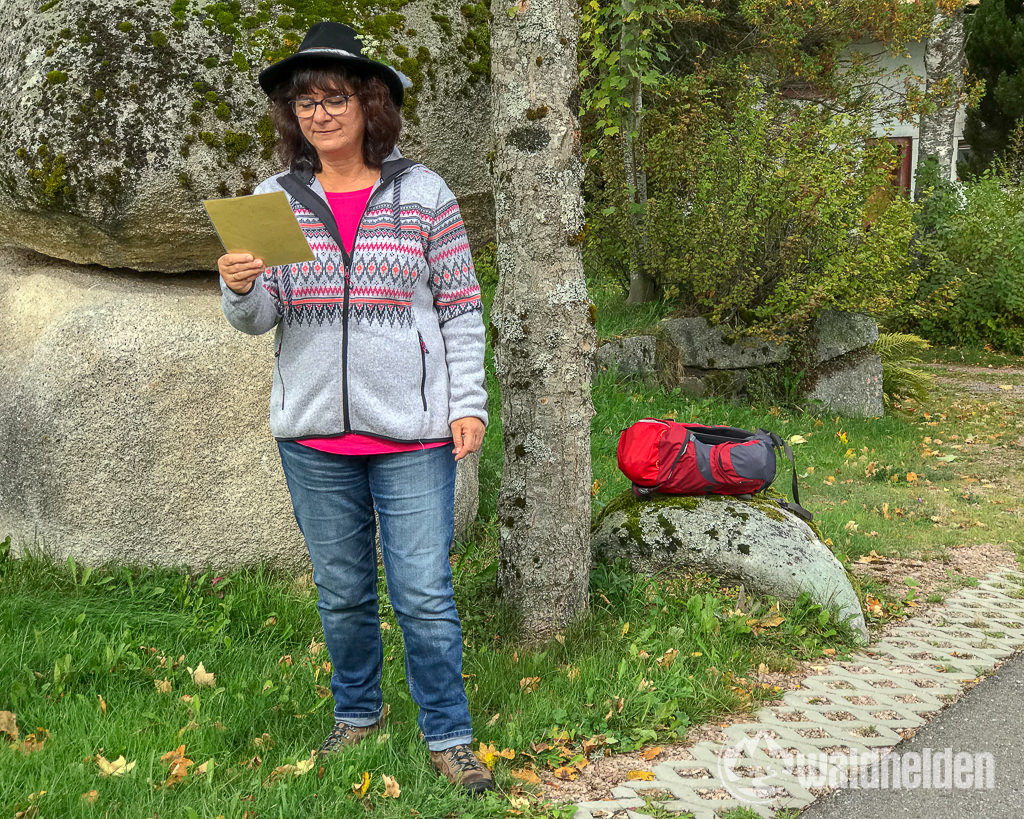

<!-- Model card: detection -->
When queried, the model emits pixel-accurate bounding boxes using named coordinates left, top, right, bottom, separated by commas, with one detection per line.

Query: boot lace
left=319, top=722, right=360, bottom=753
left=444, top=744, right=485, bottom=772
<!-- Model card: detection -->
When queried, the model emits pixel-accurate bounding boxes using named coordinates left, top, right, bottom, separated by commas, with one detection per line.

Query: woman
left=217, top=22, right=492, bottom=794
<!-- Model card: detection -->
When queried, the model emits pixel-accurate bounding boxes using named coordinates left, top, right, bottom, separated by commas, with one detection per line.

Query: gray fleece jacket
left=220, top=147, right=487, bottom=443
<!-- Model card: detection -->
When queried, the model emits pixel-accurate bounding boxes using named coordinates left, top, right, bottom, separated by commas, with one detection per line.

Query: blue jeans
left=278, top=441, right=472, bottom=751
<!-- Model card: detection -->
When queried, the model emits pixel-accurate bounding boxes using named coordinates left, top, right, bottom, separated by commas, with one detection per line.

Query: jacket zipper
left=417, top=330, right=428, bottom=411
left=275, top=339, right=285, bottom=410
left=334, top=170, right=412, bottom=432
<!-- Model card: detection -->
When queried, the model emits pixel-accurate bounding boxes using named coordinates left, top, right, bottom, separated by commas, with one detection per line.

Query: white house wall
left=842, top=39, right=966, bottom=195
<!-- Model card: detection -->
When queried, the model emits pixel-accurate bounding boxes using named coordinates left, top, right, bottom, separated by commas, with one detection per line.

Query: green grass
left=0, top=539, right=854, bottom=817
left=921, top=344, right=1024, bottom=369
left=589, top=278, right=674, bottom=342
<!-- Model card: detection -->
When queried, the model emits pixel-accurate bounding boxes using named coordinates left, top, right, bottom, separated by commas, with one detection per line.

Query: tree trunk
left=490, top=0, right=595, bottom=638
left=620, top=0, right=657, bottom=305
left=917, top=5, right=967, bottom=188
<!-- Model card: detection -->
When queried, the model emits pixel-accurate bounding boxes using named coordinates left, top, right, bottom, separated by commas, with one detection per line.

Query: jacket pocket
left=275, top=339, right=286, bottom=410
left=416, top=330, right=428, bottom=411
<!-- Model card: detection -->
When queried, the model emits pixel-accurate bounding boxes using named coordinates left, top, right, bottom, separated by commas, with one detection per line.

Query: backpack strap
left=766, top=431, right=813, bottom=522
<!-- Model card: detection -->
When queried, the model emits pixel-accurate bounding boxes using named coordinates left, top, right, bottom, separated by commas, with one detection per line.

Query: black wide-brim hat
left=257, top=21, right=409, bottom=107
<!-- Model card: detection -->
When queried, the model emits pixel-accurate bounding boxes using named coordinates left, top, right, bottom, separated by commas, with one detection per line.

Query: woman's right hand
left=218, top=253, right=266, bottom=294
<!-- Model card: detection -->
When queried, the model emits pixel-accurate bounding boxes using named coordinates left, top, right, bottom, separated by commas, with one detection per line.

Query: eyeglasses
left=290, top=94, right=356, bottom=118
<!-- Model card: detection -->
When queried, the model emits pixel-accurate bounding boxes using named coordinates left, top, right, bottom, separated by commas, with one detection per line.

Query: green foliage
left=909, top=161, right=1024, bottom=353
left=579, top=0, right=934, bottom=335
left=873, top=333, right=933, bottom=407
left=585, top=76, right=919, bottom=339
left=962, top=0, right=1024, bottom=176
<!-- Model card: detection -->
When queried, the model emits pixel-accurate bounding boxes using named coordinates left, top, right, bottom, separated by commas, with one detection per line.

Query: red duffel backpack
left=616, top=419, right=812, bottom=520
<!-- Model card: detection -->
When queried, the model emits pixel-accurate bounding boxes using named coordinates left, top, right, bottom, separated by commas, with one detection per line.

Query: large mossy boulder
left=0, top=248, right=479, bottom=568
left=0, top=0, right=493, bottom=272
left=593, top=491, right=868, bottom=642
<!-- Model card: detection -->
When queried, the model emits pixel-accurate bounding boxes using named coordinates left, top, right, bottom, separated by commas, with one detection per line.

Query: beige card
left=203, top=190, right=315, bottom=268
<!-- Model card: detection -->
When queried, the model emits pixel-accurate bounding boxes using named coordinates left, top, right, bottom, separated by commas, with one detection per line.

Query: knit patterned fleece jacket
left=219, top=147, right=488, bottom=443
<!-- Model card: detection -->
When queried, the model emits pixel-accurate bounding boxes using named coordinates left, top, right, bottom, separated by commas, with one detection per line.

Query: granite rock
left=0, top=0, right=492, bottom=272
left=593, top=492, right=868, bottom=642
left=0, top=249, right=479, bottom=568
left=814, top=311, right=879, bottom=363
left=806, top=349, right=884, bottom=417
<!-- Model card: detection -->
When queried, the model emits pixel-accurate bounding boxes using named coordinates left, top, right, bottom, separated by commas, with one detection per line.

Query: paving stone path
left=574, top=569, right=1024, bottom=819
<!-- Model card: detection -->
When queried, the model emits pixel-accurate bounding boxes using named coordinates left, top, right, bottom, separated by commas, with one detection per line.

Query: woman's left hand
left=451, top=417, right=485, bottom=462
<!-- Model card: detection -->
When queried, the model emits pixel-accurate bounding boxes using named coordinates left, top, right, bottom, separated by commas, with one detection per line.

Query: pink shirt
left=298, top=185, right=449, bottom=457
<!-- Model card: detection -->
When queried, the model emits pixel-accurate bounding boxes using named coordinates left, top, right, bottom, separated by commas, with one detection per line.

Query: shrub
left=910, top=161, right=1024, bottom=353
left=583, top=75, right=920, bottom=341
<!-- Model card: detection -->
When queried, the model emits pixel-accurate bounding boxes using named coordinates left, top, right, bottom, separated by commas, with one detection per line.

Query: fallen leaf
left=253, top=733, right=273, bottom=749
left=155, top=678, right=172, bottom=694
left=627, top=770, right=656, bottom=781
left=0, top=711, right=18, bottom=741
left=510, top=767, right=542, bottom=784
left=906, top=472, right=919, bottom=483
left=159, top=745, right=194, bottom=787
left=195, top=759, right=214, bottom=776
left=519, top=676, right=540, bottom=693
left=476, top=741, right=515, bottom=769
left=998, top=384, right=1013, bottom=390
left=352, top=771, right=371, bottom=796
left=486, top=713, right=501, bottom=727
left=620, top=621, right=630, bottom=638
left=96, top=754, right=136, bottom=777
left=856, top=550, right=886, bottom=564
left=97, top=696, right=107, bottom=715
left=656, top=648, right=680, bottom=668
left=278, top=655, right=292, bottom=667
left=177, top=720, right=199, bottom=735
left=294, top=751, right=316, bottom=775
left=381, top=774, right=401, bottom=798
left=187, top=663, right=216, bottom=687
left=553, top=765, right=579, bottom=780
left=788, top=434, right=808, bottom=445
left=641, top=746, right=663, bottom=761
left=80, top=790, right=99, bottom=803
left=844, top=520, right=859, bottom=533
left=18, top=730, right=48, bottom=755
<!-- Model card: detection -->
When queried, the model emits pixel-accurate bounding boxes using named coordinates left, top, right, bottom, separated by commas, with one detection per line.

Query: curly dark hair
left=268, top=65, right=402, bottom=177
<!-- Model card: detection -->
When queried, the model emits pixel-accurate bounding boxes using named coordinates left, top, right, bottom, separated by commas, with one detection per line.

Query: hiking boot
left=317, top=716, right=384, bottom=756
left=429, top=743, right=495, bottom=794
